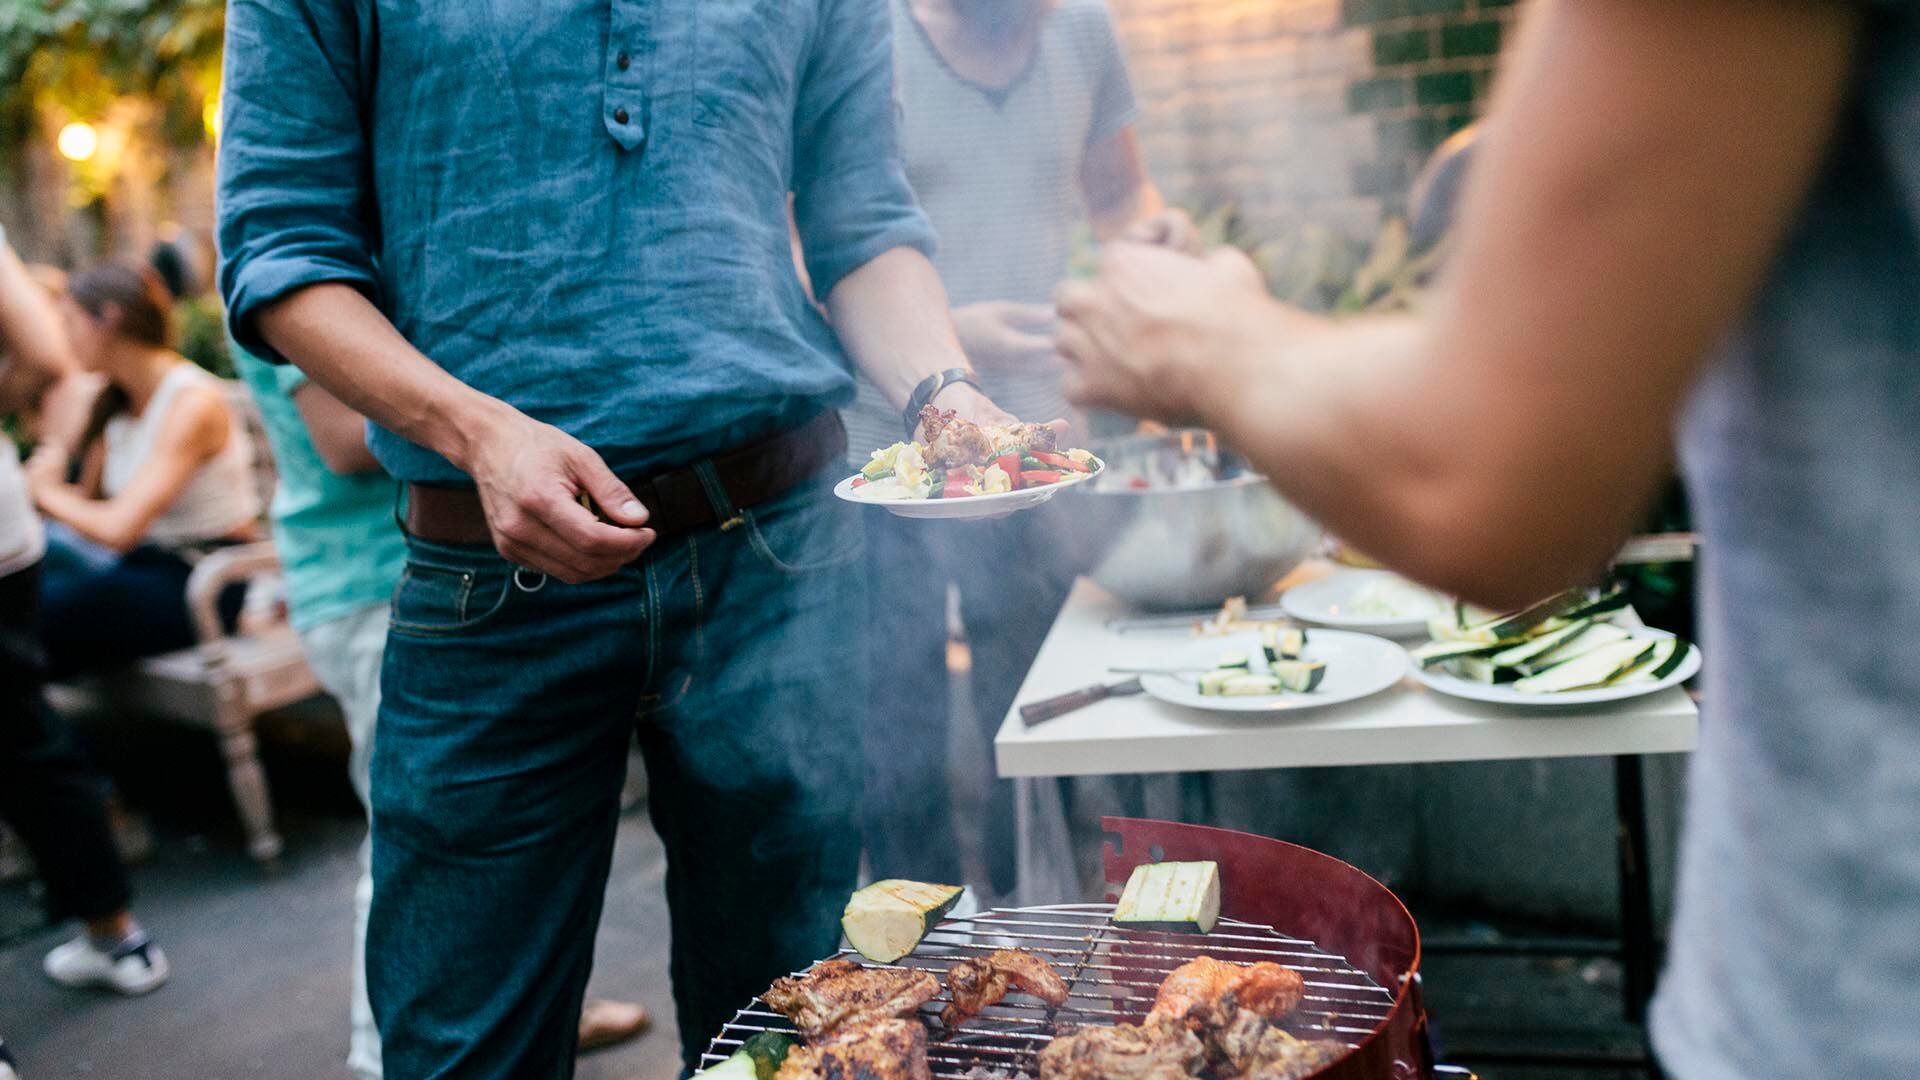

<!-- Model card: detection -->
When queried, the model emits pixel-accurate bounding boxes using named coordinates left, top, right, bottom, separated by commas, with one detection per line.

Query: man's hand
left=458, top=405, right=656, bottom=584
left=1054, top=243, right=1298, bottom=424
left=1121, top=208, right=1205, bottom=256
left=952, top=301, right=1059, bottom=373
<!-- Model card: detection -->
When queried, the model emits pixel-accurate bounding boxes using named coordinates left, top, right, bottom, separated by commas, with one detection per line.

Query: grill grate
left=700, top=903, right=1413, bottom=1079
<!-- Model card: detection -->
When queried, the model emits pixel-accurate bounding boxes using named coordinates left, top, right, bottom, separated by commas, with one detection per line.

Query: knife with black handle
left=1019, top=677, right=1144, bottom=726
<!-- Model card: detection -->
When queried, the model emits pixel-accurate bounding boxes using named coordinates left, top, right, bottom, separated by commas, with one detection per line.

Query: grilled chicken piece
left=940, top=948, right=1071, bottom=1027
left=990, top=421, right=1058, bottom=454
left=1149, top=957, right=1305, bottom=1028
left=764, top=959, right=941, bottom=1040
left=916, top=406, right=1062, bottom=468
left=1038, top=1016, right=1206, bottom=1080
left=773, top=1018, right=933, bottom=1080
left=918, top=406, right=996, bottom=467
left=1224, top=1028, right=1348, bottom=1080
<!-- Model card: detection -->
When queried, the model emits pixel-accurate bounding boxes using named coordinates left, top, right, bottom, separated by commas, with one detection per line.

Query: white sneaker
left=42, top=934, right=169, bottom=995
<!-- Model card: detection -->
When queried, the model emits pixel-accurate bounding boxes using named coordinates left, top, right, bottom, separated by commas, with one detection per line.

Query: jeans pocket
left=387, top=554, right=516, bottom=637
left=741, top=487, right=863, bottom=577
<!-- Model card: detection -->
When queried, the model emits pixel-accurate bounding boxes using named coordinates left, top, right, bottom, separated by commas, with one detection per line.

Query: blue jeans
left=366, top=474, right=867, bottom=1079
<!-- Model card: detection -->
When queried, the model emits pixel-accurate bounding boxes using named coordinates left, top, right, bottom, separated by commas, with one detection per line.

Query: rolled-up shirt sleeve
left=216, top=0, right=381, bottom=364
left=791, top=0, right=938, bottom=300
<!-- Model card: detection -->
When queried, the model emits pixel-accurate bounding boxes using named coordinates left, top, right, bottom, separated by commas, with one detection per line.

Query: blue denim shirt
left=217, top=0, right=935, bottom=485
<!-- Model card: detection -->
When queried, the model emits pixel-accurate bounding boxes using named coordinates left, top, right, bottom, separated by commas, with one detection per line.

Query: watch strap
left=904, top=367, right=980, bottom=437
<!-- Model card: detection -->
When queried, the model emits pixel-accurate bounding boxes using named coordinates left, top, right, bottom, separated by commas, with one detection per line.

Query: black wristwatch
left=903, top=368, right=981, bottom=437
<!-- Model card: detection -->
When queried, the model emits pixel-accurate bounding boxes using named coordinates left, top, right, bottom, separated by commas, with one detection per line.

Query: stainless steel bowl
left=1078, top=430, right=1322, bottom=611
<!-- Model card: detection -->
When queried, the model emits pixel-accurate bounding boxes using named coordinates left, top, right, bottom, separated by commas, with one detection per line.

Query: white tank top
left=0, top=437, right=44, bottom=577
left=101, top=364, right=260, bottom=547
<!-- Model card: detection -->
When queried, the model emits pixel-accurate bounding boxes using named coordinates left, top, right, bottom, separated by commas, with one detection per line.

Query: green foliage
left=176, top=293, right=232, bottom=378
left=1, top=0, right=226, bottom=149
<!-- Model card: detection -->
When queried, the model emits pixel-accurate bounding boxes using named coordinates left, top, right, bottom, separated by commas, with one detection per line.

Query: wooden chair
left=53, top=385, right=320, bottom=866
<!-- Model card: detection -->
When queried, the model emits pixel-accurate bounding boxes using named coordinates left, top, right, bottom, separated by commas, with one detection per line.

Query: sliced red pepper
left=851, top=476, right=867, bottom=488
left=1020, top=469, right=1066, bottom=487
left=1032, top=450, right=1089, bottom=473
left=943, top=474, right=973, bottom=499
left=993, top=453, right=1024, bottom=489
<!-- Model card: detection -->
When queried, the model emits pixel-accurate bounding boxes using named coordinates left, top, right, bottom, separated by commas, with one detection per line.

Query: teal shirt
left=233, top=348, right=406, bottom=631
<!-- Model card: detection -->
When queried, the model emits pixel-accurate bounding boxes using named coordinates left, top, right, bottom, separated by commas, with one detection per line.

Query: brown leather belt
left=404, top=411, right=847, bottom=550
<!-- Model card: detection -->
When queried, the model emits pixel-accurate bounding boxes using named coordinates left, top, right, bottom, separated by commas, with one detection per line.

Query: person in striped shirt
left=847, top=0, right=1182, bottom=900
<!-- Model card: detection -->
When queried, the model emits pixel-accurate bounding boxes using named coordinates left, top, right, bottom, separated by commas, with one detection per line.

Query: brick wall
left=1107, top=0, right=1525, bottom=243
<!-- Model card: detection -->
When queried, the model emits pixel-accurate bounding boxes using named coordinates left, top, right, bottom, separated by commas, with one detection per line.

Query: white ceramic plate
left=833, top=459, right=1102, bottom=520
left=1134, top=629, right=1408, bottom=714
left=1410, top=627, right=1701, bottom=707
left=1280, top=568, right=1446, bottom=638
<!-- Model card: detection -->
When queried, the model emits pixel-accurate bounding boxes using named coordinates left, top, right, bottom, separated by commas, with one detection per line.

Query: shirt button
left=617, top=52, right=631, bottom=71
left=614, top=107, right=630, bottom=124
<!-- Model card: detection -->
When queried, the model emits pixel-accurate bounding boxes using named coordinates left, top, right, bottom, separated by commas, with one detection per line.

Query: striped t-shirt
left=843, top=0, right=1142, bottom=458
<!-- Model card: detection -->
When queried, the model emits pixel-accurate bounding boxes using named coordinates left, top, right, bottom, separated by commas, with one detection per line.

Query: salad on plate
left=848, top=406, right=1101, bottom=502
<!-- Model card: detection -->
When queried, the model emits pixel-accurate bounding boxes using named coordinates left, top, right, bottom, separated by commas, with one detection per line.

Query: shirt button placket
left=604, top=0, right=646, bottom=150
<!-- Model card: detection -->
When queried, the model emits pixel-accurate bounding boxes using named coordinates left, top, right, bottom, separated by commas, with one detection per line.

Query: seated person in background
left=26, top=263, right=260, bottom=677
left=1, top=230, right=169, bottom=1016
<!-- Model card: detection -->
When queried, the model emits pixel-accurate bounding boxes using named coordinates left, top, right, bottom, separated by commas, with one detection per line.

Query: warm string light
left=57, top=121, right=98, bottom=162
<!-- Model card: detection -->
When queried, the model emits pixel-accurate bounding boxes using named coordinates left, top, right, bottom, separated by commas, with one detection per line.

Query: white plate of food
left=1128, top=627, right=1408, bottom=715
left=1408, top=586, right=1701, bottom=707
left=1279, top=568, right=1446, bottom=638
left=836, top=408, right=1103, bottom=520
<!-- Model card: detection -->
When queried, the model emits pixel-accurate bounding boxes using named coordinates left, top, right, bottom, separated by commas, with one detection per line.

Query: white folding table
left=993, top=570, right=1698, bottom=1073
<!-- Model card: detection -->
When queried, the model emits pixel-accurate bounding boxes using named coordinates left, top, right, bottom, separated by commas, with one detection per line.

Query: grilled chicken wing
left=773, top=1018, right=933, bottom=1080
left=940, top=948, right=1070, bottom=1027
left=1149, top=957, right=1305, bottom=1027
left=1037, top=1016, right=1206, bottom=1080
left=764, top=959, right=941, bottom=1040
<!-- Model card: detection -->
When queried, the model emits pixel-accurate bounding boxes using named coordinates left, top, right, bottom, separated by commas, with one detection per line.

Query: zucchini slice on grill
left=741, top=1033, right=796, bottom=1080
left=693, top=1051, right=759, bottom=1080
left=842, top=880, right=964, bottom=963
left=1113, top=860, right=1221, bottom=934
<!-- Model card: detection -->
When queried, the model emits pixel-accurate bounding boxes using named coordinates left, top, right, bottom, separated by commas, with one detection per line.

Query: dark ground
left=0, top=709, right=1650, bottom=1080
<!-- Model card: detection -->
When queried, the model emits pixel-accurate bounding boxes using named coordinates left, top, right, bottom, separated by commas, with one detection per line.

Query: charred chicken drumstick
left=940, top=948, right=1070, bottom=1027
left=763, top=958, right=941, bottom=1040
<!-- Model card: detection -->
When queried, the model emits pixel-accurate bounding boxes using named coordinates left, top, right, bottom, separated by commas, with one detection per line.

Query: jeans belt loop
left=690, top=458, right=746, bottom=533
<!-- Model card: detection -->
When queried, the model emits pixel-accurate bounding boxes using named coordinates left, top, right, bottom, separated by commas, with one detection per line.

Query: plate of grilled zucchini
left=1409, top=585, right=1701, bottom=706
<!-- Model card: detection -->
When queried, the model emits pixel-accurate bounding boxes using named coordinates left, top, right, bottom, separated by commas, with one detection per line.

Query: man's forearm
left=1190, top=298, right=1659, bottom=608
left=256, top=283, right=512, bottom=474
left=824, top=248, right=972, bottom=407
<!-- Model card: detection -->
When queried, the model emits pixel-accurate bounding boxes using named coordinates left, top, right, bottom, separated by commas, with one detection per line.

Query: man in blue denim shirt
left=216, top=2, right=1026, bottom=1075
